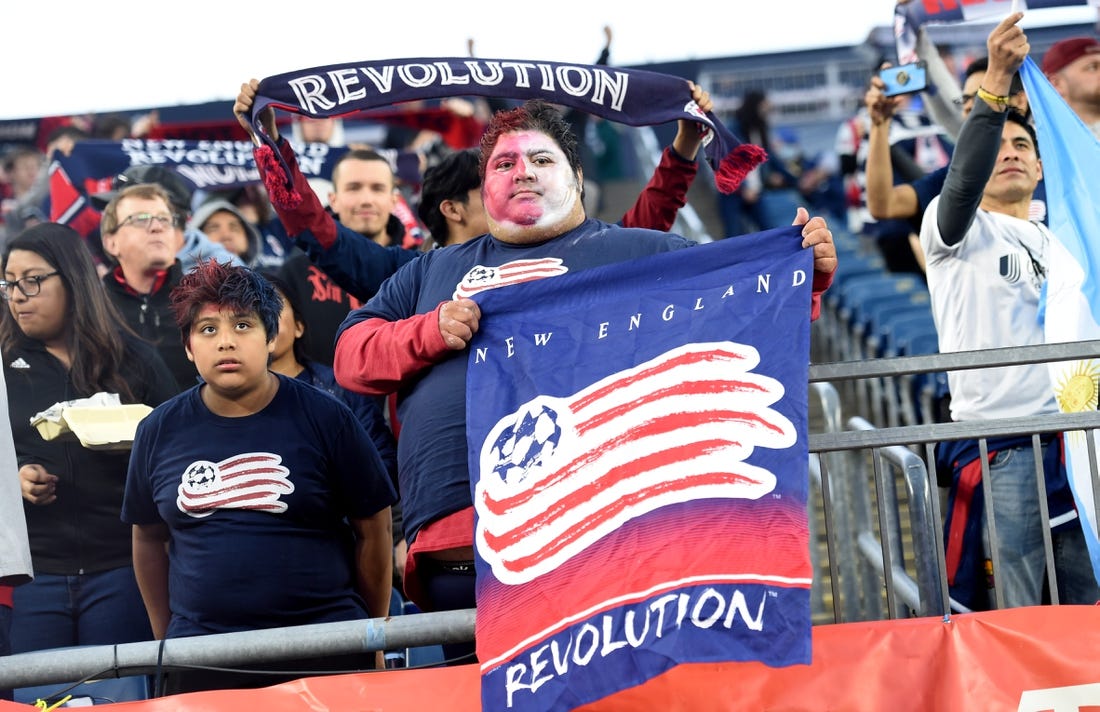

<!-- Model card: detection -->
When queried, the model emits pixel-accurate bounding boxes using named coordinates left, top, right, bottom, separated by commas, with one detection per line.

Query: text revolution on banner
left=465, top=227, right=815, bottom=711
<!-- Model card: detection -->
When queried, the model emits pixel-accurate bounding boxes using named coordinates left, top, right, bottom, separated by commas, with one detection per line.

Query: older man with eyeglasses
left=90, top=164, right=243, bottom=277
left=100, top=183, right=198, bottom=392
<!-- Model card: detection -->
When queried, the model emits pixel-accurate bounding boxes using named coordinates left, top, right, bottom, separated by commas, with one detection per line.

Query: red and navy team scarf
left=245, top=57, right=766, bottom=204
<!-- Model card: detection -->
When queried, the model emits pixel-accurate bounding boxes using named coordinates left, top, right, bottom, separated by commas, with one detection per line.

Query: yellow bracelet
left=977, top=86, right=1011, bottom=107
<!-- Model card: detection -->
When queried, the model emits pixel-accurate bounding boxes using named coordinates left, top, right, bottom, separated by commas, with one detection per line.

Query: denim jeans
left=983, top=445, right=1100, bottom=607
left=1, top=603, right=11, bottom=701
left=10, top=565, right=152, bottom=653
left=421, top=561, right=477, bottom=665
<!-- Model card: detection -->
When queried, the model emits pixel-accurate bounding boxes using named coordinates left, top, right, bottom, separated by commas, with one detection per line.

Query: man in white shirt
left=922, top=14, right=1098, bottom=610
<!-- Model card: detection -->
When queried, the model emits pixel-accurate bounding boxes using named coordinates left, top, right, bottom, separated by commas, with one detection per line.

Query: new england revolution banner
left=247, top=58, right=766, bottom=195
left=46, top=138, right=419, bottom=231
left=46, top=138, right=340, bottom=237
left=465, top=227, right=814, bottom=711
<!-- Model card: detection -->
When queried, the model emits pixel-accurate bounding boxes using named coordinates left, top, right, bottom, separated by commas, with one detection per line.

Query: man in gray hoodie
left=187, top=198, right=280, bottom=270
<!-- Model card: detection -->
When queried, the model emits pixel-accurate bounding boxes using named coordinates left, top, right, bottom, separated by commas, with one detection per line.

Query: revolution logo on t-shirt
left=176, top=452, right=294, bottom=518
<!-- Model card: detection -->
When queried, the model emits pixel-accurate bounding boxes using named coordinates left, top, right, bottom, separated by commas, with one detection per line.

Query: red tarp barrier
left=4, top=605, right=1100, bottom=710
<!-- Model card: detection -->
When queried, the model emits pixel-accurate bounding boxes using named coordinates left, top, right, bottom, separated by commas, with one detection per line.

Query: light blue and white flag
left=1021, top=55, right=1100, bottom=581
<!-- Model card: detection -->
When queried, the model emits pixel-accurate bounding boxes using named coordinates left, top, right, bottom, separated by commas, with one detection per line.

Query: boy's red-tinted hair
left=169, top=259, right=282, bottom=347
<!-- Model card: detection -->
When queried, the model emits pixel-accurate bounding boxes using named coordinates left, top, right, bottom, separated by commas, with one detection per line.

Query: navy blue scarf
left=245, top=57, right=765, bottom=202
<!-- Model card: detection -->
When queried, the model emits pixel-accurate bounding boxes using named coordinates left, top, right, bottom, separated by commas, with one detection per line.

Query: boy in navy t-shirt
left=122, top=260, right=396, bottom=691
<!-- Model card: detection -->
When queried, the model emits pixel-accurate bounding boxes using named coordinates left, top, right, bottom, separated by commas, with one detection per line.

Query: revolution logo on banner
left=465, top=227, right=815, bottom=711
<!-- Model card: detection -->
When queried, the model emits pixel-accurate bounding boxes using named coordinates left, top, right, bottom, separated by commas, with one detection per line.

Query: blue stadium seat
left=858, top=298, right=932, bottom=426
left=757, top=189, right=804, bottom=229
left=885, top=322, right=948, bottom=426
left=830, top=250, right=886, bottom=286
left=883, top=312, right=938, bottom=359
left=830, top=276, right=926, bottom=424
left=902, top=330, right=940, bottom=357
left=836, top=274, right=923, bottom=360
left=863, top=296, right=932, bottom=359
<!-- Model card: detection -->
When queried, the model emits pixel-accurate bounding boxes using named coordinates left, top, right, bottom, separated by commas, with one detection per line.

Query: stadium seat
left=887, top=324, right=946, bottom=426
left=836, top=274, right=923, bottom=362
left=862, top=295, right=932, bottom=359
left=757, top=189, right=805, bottom=229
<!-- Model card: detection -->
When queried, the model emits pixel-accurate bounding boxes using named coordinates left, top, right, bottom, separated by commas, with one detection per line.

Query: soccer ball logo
left=488, top=404, right=562, bottom=486
left=684, top=100, right=707, bottom=121
left=465, top=265, right=498, bottom=286
left=184, top=461, right=218, bottom=490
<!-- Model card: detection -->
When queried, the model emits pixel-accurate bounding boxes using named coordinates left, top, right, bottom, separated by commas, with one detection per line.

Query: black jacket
left=276, top=250, right=364, bottom=367
left=102, top=261, right=197, bottom=393
left=4, top=334, right=177, bottom=574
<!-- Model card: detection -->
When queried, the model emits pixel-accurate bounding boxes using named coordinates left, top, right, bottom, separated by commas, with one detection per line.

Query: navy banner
left=248, top=57, right=766, bottom=194
left=894, top=0, right=1096, bottom=63
left=466, top=227, right=815, bottom=711
left=47, top=138, right=418, bottom=231
left=898, top=0, right=1090, bottom=26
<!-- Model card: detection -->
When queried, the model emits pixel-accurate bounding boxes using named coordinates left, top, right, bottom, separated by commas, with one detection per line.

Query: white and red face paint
left=482, top=130, right=584, bottom=244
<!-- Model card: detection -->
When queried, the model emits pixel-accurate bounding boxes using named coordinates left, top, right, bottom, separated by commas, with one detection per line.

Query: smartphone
left=878, top=61, right=928, bottom=97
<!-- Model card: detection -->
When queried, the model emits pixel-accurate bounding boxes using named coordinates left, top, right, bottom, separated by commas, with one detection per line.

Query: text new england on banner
left=465, top=228, right=814, bottom=711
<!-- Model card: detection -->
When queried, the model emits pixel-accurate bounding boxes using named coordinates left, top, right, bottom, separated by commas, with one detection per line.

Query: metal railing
left=0, top=610, right=476, bottom=691
left=807, top=339, right=1100, bottom=623
left=3, top=340, right=1099, bottom=694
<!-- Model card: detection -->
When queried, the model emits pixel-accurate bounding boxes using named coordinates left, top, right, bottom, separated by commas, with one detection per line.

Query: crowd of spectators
left=0, top=22, right=1098, bottom=701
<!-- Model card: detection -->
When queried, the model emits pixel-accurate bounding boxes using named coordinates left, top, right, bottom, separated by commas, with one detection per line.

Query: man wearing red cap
left=1042, top=36, right=1100, bottom=140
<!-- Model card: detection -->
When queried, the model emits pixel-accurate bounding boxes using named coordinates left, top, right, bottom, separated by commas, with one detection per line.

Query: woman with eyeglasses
left=0, top=223, right=177, bottom=655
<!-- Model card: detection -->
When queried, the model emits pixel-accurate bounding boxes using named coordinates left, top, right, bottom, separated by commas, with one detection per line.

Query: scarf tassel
left=254, top=144, right=303, bottom=209
left=714, top=144, right=768, bottom=195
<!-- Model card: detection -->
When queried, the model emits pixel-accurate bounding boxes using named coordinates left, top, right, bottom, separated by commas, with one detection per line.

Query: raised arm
left=234, top=79, right=279, bottom=142
left=863, top=67, right=921, bottom=221
left=620, top=81, right=709, bottom=231
left=935, top=12, right=1028, bottom=245
left=234, top=80, right=416, bottom=300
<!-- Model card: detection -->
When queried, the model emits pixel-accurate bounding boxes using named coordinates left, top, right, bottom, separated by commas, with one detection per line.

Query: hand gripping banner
left=465, top=227, right=815, bottom=711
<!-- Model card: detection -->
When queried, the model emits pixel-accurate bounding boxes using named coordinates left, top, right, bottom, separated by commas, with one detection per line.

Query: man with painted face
left=331, top=99, right=837, bottom=658
left=234, top=78, right=730, bottom=298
